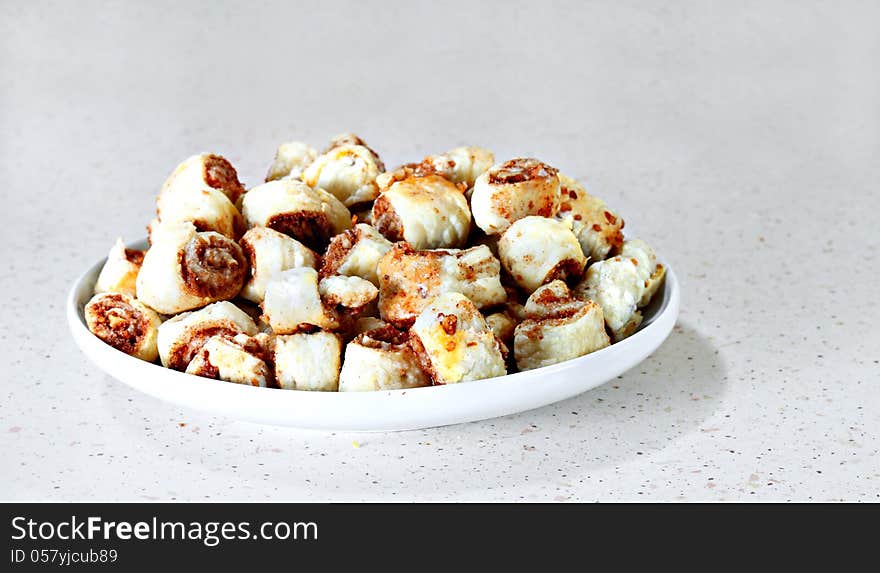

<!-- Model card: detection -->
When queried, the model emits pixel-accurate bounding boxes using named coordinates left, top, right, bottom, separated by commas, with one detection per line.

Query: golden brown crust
left=377, top=162, right=448, bottom=192
left=488, top=158, right=558, bottom=186
left=179, top=234, right=247, bottom=300
left=377, top=243, right=446, bottom=328
left=558, top=178, right=624, bottom=256
left=377, top=243, right=505, bottom=327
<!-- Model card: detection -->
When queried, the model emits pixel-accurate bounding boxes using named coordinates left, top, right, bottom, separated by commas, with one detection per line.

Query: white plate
left=68, top=239, right=680, bottom=431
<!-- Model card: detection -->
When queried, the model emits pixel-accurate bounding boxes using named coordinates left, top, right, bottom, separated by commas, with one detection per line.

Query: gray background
left=1, top=0, right=878, bottom=500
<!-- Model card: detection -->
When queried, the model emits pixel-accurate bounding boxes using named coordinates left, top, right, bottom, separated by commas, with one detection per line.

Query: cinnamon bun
left=94, top=238, right=145, bottom=297
left=376, top=243, right=507, bottom=328
left=302, top=142, right=384, bottom=208
left=498, top=216, right=586, bottom=293
left=157, top=301, right=258, bottom=371
left=240, top=179, right=352, bottom=252
left=84, top=292, right=162, bottom=362
left=239, top=227, right=318, bottom=304
left=471, top=158, right=561, bottom=235
left=409, top=292, right=507, bottom=384
left=136, top=222, right=248, bottom=315
left=338, top=325, right=428, bottom=391
left=274, top=331, right=342, bottom=391
left=372, top=174, right=471, bottom=249
left=185, top=333, right=273, bottom=387
left=156, top=185, right=244, bottom=240
left=159, top=153, right=246, bottom=206
left=319, top=223, right=392, bottom=287
left=575, top=239, right=665, bottom=341
left=261, top=267, right=339, bottom=334
left=513, top=281, right=609, bottom=371
left=265, top=141, right=318, bottom=182
left=555, top=174, right=624, bottom=262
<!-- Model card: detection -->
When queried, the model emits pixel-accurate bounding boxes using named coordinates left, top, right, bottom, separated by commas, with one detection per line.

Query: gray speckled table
left=2, top=1, right=878, bottom=501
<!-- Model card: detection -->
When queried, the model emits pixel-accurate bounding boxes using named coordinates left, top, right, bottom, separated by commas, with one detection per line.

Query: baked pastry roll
left=136, top=222, right=248, bottom=315
left=498, top=216, right=587, bottom=293
left=265, top=141, right=318, bottom=182
left=377, top=146, right=494, bottom=191
left=157, top=301, right=258, bottom=370
left=514, top=281, right=609, bottom=371
left=319, top=223, right=392, bottom=286
left=423, top=146, right=495, bottom=189
left=155, top=185, right=244, bottom=240
left=159, top=153, right=246, bottom=206
left=484, top=311, right=516, bottom=345
left=617, top=239, right=665, bottom=306
left=471, top=158, right=561, bottom=235
left=84, top=292, right=162, bottom=362
left=94, top=238, right=145, bottom=297
left=302, top=144, right=383, bottom=208
left=274, top=331, right=342, bottom=391
left=639, top=264, right=666, bottom=308
left=240, top=179, right=352, bottom=251
left=325, top=133, right=385, bottom=171
left=521, top=279, right=585, bottom=318
left=351, top=316, right=389, bottom=337
left=409, top=292, right=507, bottom=384
left=261, top=267, right=339, bottom=333
left=372, top=174, right=471, bottom=249
left=318, top=275, right=378, bottom=309
left=239, top=227, right=318, bottom=304
left=185, top=334, right=273, bottom=387
left=555, top=174, right=624, bottom=261
left=338, top=325, right=429, bottom=391
left=575, top=239, right=665, bottom=341
left=377, top=243, right=507, bottom=327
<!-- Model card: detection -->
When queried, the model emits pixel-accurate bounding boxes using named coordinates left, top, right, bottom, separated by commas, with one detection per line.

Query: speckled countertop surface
left=2, top=1, right=878, bottom=501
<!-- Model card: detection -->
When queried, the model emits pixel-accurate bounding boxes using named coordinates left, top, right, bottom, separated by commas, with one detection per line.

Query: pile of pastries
left=84, top=134, right=665, bottom=391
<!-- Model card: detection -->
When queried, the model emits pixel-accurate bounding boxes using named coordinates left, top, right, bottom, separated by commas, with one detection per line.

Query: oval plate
left=68, top=239, right=680, bottom=431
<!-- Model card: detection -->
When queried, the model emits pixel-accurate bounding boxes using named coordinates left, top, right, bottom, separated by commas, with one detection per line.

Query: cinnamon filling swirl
left=179, top=234, right=247, bottom=299
left=203, top=154, right=246, bottom=204
left=88, top=295, right=148, bottom=355
left=165, top=325, right=240, bottom=371
left=266, top=211, right=333, bottom=252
